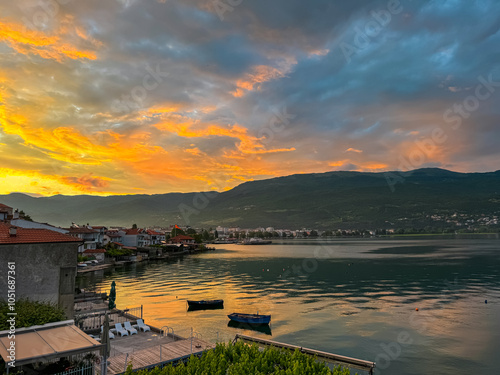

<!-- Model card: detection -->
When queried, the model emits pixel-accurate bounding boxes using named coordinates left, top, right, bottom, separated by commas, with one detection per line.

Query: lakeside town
left=2, top=201, right=499, bottom=271
left=0, top=201, right=378, bottom=375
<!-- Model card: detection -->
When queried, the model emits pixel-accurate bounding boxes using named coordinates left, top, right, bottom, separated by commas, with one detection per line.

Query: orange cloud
left=232, top=61, right=295, bottom=97
left=60, top=174, right=110, bottom=189
left=0, top=19, right=98, bottom=61
left=155, top=119, right=295, bottom=155
left=328, top=160, right=388, bottom=171
left=0, top=168, right=115, bottom=196
left=345, top=148, right=363, bottom=153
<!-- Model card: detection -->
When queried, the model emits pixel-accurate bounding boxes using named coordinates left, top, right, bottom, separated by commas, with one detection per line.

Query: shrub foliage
left=126, top=341, right=353, bottom=375
left=0, top=299, right=66, bottom=330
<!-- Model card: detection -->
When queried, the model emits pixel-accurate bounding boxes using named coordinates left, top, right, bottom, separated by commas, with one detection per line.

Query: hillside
left=1, top=168, right=500, bottom=229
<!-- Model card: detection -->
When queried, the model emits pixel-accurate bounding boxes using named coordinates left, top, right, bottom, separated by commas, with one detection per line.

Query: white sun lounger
left=114, top=323, right=129, bottom=336
left=134, top=319, right=151, bottom=332
left=101, top=326, right=115, bottom=339
left=123, top=321, right=138, bottom=335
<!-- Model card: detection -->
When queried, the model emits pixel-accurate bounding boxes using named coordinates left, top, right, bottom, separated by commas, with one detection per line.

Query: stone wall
left=0, top=242, right=79, bottom=318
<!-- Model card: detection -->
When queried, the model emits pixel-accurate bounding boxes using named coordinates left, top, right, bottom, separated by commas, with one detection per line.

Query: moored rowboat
left=228, top=312, right=271, bottom=325
left=187, top=299, right=224, bottom=308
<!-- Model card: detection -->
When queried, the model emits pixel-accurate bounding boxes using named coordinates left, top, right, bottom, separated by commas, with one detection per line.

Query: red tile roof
left=0, top=203, right=13, bottom=212
left=66, top=227, right=98, bottom=234
left=146, top=229, right=164, bottom=235
left=83, top=248, right=106, bottom=254
left=171, top=235, right=195, bottom=241
left=0, top=224, right=82, bottom=245
left=124, top=228, right=140, bottom=235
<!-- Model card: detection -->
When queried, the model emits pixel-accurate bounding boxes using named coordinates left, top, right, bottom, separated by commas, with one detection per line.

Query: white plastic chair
left=134, top=319, right=151, bottom=332
left=101, top=326, right=115, bottom=339
left=123, top=321, right=138, bottom=335
left=114, top=323, right=129, bottom=336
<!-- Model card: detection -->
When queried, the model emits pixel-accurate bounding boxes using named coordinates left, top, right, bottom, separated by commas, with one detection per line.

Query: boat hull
left=227, top=313, right=271, bottom=325
left=187, top=300, right=224, bottom=309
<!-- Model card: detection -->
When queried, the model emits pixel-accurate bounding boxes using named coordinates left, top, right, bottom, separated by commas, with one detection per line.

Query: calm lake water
left=77, top=238, right=500, bottom=374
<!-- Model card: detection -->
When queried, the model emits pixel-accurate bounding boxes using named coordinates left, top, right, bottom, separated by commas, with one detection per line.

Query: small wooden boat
left=187, top=299, right=224, bottom=309
left=227, top=313, right=271, bottom=325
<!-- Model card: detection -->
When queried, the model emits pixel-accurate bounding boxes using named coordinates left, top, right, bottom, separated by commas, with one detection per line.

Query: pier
left=106, top=329, right=213, bottom=374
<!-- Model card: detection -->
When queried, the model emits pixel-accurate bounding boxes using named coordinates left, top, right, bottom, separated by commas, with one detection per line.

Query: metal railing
left=159, top=326, right=174, bottom=338
left=75, top=306, right=143, bottom=332
left=122, top=306, right=143, bottom=320
left=51, top=364, right=94, bottom=375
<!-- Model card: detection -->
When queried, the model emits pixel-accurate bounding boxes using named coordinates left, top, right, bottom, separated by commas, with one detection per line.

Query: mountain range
left=1, top=168, right=499, bottom=230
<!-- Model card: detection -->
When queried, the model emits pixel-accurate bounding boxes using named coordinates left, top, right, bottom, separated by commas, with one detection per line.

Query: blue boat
left=187, top=299, right=224, bottom=309
left=227, top=313, right=271, bottom=325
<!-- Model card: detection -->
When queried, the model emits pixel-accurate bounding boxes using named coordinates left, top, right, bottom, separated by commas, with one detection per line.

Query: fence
left=51, top=364, right=94, bottom=375
left=122, top=306, right=143, bottom=320
left=75, top=306, right=143, bottom=332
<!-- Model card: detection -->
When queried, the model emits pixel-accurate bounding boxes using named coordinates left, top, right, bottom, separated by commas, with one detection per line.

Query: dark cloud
left=1, top=0, right=499, bottom=195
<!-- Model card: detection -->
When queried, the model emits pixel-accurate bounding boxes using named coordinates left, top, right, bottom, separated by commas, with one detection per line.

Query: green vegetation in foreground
left=126, top=341, right=353, bottom=375
left=0, top=299, right=66, bottom=330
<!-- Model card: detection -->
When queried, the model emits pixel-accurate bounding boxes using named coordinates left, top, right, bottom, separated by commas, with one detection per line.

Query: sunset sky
left=1, top=0, right=499, bottom=196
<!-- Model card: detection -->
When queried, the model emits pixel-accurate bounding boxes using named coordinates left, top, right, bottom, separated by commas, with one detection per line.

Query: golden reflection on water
left=77, top=239, right=500, bottom=375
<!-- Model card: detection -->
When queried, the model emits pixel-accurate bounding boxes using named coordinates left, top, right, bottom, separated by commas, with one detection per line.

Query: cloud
left=345, top=148, right=363, bottom=153
left=0, top=0, right=499, bottom=196
left=61, top=174, right=110, bottom=188
left=0, top=18, right=99, bottom=61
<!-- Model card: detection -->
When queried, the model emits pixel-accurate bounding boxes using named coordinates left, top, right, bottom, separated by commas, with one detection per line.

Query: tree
left=19, top=210, right=33, bottom=221
left=132, top=223, right=137, bottom=229
left=202, top=230, right=211, bottom=241
left=171, top=227, right=186, bottom=236
left=214, top=230, right=219, bottom=238
left=309, top=230, right=318, bottom=237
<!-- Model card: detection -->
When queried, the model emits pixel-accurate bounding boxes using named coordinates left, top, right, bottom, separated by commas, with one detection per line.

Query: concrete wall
left=9, top=219, right=69, bottom=234
left=0, top=242, right=78, bottom=319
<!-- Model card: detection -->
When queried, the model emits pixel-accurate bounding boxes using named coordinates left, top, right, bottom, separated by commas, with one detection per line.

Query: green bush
left=0, top=299, right=66, bottom=330
left=78, top=255, right=90, bottom=262
left=126, top=341, right=353, bottom=375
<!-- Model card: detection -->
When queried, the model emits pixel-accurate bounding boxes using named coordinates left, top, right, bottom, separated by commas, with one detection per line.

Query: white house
left=82, top=248, right=106, bottom=262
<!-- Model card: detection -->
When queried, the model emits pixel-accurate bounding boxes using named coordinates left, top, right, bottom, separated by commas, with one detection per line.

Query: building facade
left=0, top=224, right=81, bottom=318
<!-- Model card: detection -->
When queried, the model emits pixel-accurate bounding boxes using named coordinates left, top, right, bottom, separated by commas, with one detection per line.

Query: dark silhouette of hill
left=1, top=168, right=499, bottom=229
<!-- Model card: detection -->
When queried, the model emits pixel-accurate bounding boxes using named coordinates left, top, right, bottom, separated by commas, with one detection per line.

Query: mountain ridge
left=1, top=168, right=499, bottom=229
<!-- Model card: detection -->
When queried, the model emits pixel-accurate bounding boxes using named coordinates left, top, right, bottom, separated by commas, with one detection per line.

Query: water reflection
left=227, top=320, right=272, bottom=336
left=77, top=239, right=500, bottom=375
